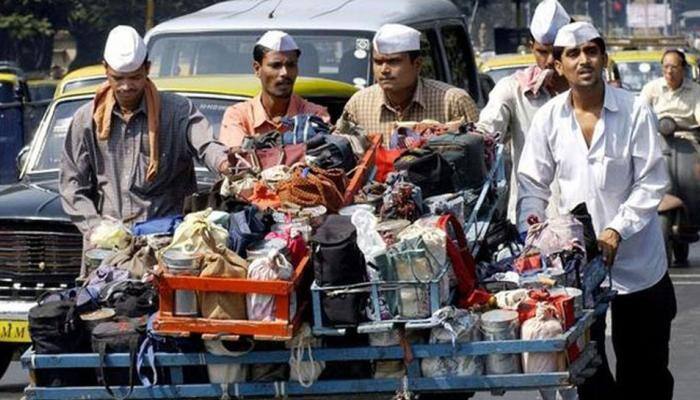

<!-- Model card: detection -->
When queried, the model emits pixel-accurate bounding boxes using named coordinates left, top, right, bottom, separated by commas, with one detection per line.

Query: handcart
left=21, top=307, right=598, bottom=400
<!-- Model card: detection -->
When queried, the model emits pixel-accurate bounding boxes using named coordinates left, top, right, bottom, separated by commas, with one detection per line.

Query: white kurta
left=517, top=84, right=669, bottom=294
left=477, top=71, right=559, bottom=222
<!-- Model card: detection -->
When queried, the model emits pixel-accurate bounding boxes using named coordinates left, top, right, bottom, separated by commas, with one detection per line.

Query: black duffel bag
left=100, top=280, right=158, bottom=318
left=28, top=298, right=94, bottom=386
left=393, top=148, right=455, bottom=198
left=312, top=215, right=368, bottom=326
left=427, top=131, right=487, bottom=190
left=91, top=319, right=145, bottom=400
left=306, top=134, right=357, bottom=172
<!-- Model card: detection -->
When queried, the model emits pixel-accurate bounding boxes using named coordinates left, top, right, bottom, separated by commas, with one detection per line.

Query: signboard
left=627, top=3, right=671, bottom=28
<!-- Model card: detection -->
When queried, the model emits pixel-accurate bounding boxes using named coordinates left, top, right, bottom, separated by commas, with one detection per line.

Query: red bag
left=437, top=214, right=477, bottom=308
left=374, top=146, right=404, bottom=182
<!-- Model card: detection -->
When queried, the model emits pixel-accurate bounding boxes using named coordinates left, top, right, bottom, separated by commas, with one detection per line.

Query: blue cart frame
left=21, top=308, right=599, bottom=400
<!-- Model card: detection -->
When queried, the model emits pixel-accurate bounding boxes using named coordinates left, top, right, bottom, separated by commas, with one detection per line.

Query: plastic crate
left=154, top=252, right=313, bottom=341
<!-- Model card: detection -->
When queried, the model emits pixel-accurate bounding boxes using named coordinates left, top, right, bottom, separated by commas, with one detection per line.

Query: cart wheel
left=660, top=214, right=673, bottom=267
left=673, top=242, right=690, bottom=265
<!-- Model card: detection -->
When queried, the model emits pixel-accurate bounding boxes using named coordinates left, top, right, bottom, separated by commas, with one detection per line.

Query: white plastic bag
left=90, top=218, right=132, bottom=250
left=350, top=209, right=386, bottom=260
left=525, top=214, right=585, bottom=257
left=246, top=249, right=294, bottom=321
left=521, top=302, right=566, bottom=373
left=421, top=307, right=483, bottom=377
left=286, top=323, right=324, bottom=387
left=494, top=289, right=529, bottom=310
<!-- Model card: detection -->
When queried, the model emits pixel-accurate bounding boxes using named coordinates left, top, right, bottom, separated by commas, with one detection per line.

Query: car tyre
left=0, top=344, right=16, bottom=380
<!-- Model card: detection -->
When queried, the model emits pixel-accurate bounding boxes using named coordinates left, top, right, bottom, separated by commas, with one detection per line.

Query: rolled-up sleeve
left=606, top=103, right=669, bottom=240
left=59, top=107, right=101, bottom=236
left=516, top=107, right=555, bottom=232
left=186, top=100, right=228, bottom=173
left=218, top=104, right=250, bottom=148
left=476, top=79, right=514, bottom=142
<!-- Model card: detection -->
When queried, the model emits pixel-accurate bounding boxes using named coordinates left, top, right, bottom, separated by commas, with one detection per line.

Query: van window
left=441, top=25, right=472, bottom=90
left=419, top=29, right=443, bottom=81
left=148, top=31, right=372, bottom=87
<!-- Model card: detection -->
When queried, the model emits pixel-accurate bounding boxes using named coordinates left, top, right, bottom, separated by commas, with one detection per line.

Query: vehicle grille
left=0, top=227, right=82, bottom=299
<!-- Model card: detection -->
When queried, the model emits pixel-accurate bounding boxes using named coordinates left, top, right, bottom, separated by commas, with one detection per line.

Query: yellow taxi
left=608, top=49, right=699, bottom=94
left=478, top=53, right=534, bottom=83
left=53, top=64, right=106, bottom=98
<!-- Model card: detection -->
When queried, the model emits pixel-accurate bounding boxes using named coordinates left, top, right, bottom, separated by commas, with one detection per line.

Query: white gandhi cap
left=530, top=0, right=570, bottom=45
left=103, top=25, right=147, bottom=73
left=373, top=24, right=421, bottom=54
left=256, top=30, right=299, bottom=52
left=554, top=22, right=601, bottom=48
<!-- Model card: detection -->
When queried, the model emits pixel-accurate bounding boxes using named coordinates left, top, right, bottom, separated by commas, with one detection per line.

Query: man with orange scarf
left=59, top=26, right=230, bottom=256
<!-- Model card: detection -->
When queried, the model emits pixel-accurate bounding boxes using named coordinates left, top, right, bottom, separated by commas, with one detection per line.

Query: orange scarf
left=93, top=80, right=161, bottom=182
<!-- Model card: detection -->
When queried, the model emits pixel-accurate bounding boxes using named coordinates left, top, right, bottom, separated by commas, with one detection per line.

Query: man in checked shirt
left=335, top=24, right=478, bottom=141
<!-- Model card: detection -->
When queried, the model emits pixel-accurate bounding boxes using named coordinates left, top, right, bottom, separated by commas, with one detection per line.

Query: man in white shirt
left=478, top=0, right=570, bottom=222
left=518, top=23, right=676, bottom=400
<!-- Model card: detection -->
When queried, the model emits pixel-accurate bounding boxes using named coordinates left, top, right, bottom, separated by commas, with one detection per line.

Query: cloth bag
left=525, top=214, right=586, bottom=258
left=163, top=208, right=229, bottom=256
left=101, top=237, right=158, bottom=279
left=286, top=323, right=325, bottom=387
left=277, top=166, right=346, bottom=213
left=421, top=307, right=483, bottom=377
left=196, top=246, right=249, bottom=320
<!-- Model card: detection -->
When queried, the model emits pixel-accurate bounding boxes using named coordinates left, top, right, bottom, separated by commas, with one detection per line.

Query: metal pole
left=146, top=0, right=155, bottom=32
left=663, top=0, right=669, bottom=36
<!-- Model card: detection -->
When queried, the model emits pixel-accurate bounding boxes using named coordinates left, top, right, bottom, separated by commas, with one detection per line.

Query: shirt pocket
left=132, top=151, right=170, bottom=196
left=598, top=155, right=632, bottom=192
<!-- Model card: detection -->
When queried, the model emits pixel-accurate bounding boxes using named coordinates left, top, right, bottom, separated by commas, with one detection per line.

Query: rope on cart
left=393, top=375, right=413, bottom=400
left=219, top=382, right=230, bottom=400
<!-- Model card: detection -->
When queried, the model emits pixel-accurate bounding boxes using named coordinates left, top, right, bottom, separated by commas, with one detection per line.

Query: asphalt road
left=3, top=242, right=700, bottom=400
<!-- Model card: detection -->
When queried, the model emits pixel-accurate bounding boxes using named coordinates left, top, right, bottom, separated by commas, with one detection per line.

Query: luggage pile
left=23, top=117, right=605, bottom=399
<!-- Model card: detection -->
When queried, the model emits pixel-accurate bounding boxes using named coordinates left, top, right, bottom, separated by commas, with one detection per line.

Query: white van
left=145, top=0, right=491, bottom=105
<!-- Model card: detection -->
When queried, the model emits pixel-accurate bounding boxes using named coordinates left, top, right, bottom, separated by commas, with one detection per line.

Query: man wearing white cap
left=478, top=0, right=571, bottom=224
left=219, top=30, right=330, bottom=147
left=518, top=22, right=675, bottom=400
left=60, top=26, right=230, bottom=263
left=336, top=23, right=478, bottom=141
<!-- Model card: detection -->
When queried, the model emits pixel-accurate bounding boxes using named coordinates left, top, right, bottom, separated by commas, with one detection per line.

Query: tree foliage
left=0, top=0, right=220, bottom=71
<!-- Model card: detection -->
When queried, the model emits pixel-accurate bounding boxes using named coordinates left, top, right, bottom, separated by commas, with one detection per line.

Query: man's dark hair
left=253, top=44, right=301, bottom=63
left=661, top=49, right=688, bottom=67
left=407, top=50, right=421, bottom=61
left=553, top=37, right=606, bottom=61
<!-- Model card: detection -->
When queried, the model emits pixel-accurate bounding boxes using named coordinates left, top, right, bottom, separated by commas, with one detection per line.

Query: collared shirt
left=218, top=93, right=330, bottom=147
left=477, top=68, right=558, bottom=222
left=335, top=78, right=479, bottom=142
left=641, top=77, right=700, bottom=128
left=518, top=84, right=669, bottom=295
left=60, top=92, right=229, bottom=236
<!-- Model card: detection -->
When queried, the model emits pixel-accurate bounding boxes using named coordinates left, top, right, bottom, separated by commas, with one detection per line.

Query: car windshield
left=617, top=61, right=693, bottom=92
left=486, top=66, right=529, bottom=83
left=148, top=31, right=372, bottom=88
left=29, top=96, right=240, bottom=173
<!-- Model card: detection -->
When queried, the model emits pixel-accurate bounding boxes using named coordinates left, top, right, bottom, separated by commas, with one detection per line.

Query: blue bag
left=280, top=114, right=332, bottom=145
left=132, top=215, right=183, bottom=236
